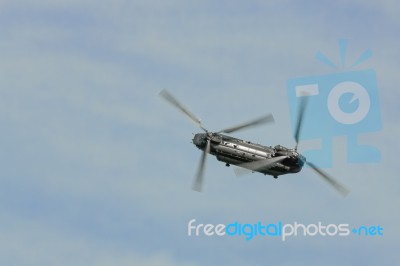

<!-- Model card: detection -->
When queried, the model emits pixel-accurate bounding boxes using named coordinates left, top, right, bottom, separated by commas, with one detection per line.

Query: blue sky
left=0, top=1, right=399, bottom=265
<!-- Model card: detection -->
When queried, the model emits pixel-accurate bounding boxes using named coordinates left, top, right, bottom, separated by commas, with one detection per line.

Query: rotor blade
left=233, top=167, right=252, bottom=177
left=294, top=95, right=309, bottom=150
left=192, top=140, right=210, bottom=192
left=234, top=156, right=288, bottom=176
left=219, top=114, right=274, bottom=134
left=159, top=89, right=205, bottom=130
left=306, top=161, right=350, bottom=197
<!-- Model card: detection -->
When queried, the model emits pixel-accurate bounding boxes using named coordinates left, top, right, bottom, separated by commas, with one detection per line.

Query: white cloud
left=0, top=214, right=197, bottom=266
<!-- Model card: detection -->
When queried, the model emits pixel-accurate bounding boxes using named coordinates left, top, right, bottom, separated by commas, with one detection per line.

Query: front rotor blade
left=219, top=114, right=274, bottom=134
left=294, top=95, right=309, bottom=150
left=159, top=89, right=205, bottom=130
left=306, top=161, right=349, bottom=197
left=192, top=140, right=210, bottom=192
left=234, top=156, right=288, bottom=176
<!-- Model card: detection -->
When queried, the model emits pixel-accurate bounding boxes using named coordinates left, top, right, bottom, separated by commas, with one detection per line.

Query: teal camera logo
left=287, top=40, right=381, bottom=167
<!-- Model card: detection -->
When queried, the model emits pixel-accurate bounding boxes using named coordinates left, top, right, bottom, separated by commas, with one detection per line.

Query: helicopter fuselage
left=160, top=89, right=348, bottom=195
left=192, top=133, right=305, bottom=177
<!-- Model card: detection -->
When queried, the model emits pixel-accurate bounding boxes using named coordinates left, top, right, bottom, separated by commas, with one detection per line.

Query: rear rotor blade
left=192, top=140, right=210, bottom=192
left=159, top=89, right=206, bottom=131
left=234, top=156, right=288, bottom=176
left=306, top=161, right=349, bottom=197
left=219, top=114, right=274, bottom=134
left=294, top=95, right=309, bottom=150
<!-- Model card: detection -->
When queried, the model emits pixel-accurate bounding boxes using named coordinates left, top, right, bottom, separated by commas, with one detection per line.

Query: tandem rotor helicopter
left=159, top=89, right=349, bottom=196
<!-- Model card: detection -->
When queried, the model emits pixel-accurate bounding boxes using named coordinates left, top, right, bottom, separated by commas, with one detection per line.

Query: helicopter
left=159, top=89, right=349, bottom=196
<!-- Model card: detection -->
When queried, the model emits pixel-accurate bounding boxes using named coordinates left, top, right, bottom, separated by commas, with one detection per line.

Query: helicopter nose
left=192, top=133, right=206, bottom=147
left=290, top=151, right=306, bottom=167
left=298, top=154, right=306, bottom=167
